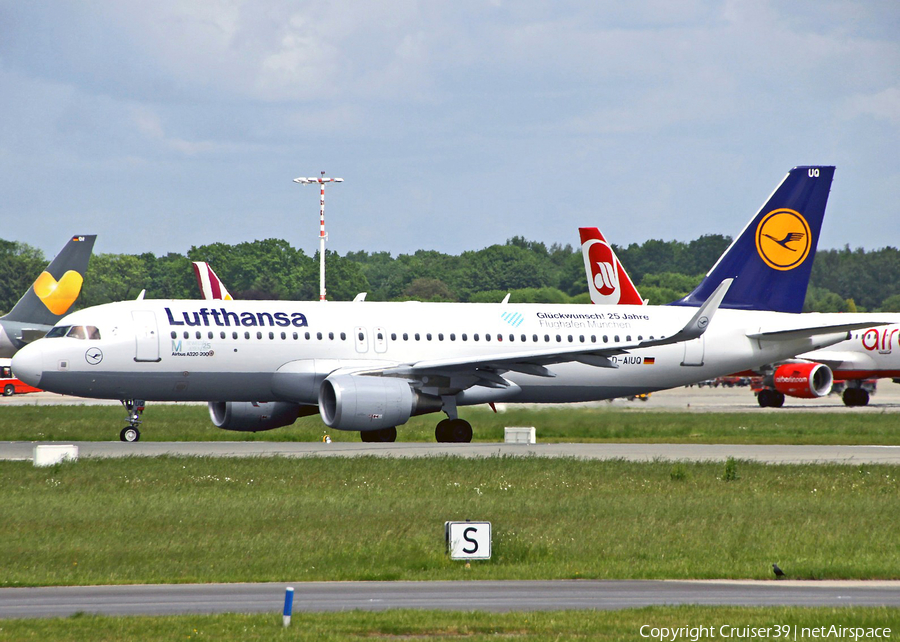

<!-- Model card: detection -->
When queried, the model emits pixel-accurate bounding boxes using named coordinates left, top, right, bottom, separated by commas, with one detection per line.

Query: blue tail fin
left=671, top=166, right=834, bottom=313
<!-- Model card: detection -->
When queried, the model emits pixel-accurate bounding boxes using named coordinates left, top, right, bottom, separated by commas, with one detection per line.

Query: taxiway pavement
left=3, top=580, right=900, bottom=618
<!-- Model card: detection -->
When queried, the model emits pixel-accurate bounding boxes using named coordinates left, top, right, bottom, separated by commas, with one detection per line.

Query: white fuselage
left=12, top=299, right=865, bottom=406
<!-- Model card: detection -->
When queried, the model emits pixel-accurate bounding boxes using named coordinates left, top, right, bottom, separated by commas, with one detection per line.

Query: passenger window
left=340, top=332, right=346, bottom=341
left=450, top=333, right=456, bottom=341
left=232, top=332, right=238, bottom=340
left=462, top=334, right=468, bottom=341
left=415, top=333, right=420, bottom=341
left=329, top=332, right=334, bottom=340
left=184, top=331, right=190, bottom=339
left=317, top=332, right=323, bottom=340
left=438, top=333, right=444, bottom=341
left=485, top=334, right=491, bottom=342
left=196, top=331, right=202, bottom=339
left=171, top=331, right=177, bottom=339
left=244, top=332, right=250, bottom=339
left=257, top=331, right=263, bottom=340
left=544, top=335, right=549, bottom=342
left=556, top=335, right=561, bottom=342
left=403, top=333, right=408, bottom=341
left=391, top=333, right=397, bottom=341
left=509, top=334, right=515, bottom=342
left=208, top=332, right=214, bottom=339
left=293, top=332, right=298, bottom=340
left=426, top=333, right=432, bottom=341
left=269, top=332, right=274, bottom=340
left=221, top=332, right=226, bottom=339
left=615, top=335, right=620, bottom=342
left=305, top=332, right=310, bottom=340
left=568, top=335, right=573, bottom=342
left=579, top=335, right=585, bottom=343
left=603, top=335, right=609, bottom=343
left=474, top=334, right=479, bottom=341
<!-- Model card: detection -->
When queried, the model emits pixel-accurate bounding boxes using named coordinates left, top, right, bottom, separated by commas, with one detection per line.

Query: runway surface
left=3, top=440, right=900, bottom=464
left=3, top=580, right=900, bottom=618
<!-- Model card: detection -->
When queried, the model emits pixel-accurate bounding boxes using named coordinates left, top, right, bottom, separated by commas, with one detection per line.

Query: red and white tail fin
left=578, top=227, right=645, bottom=305
left=192, top=262, right=234, bottom=301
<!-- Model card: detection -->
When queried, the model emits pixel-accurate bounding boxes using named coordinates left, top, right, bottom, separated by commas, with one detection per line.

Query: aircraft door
left=373, top=327, right=387, bottom=353
left=132, top=310, right=161, bottom=362
left=354, top=326, right=369, bottom=353
left=680, top=336, right=705, bottom=367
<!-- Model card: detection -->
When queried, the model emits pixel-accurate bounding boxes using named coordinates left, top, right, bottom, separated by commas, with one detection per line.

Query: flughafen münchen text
left=535, top=310, right=648, bottom=331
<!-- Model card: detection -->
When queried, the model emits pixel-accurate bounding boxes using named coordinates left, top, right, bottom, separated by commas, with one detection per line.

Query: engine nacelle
left=319, top=375, right=422, bottom=431
left=772, top=362, right=833, bottom=399
left=208, top=401, right=303, bottom=432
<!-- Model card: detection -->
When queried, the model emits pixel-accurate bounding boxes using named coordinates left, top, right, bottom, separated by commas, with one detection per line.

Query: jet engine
left=772, top=362, right=833, bottom=398
left=319, top=375, right=440, bottom=431
left=208, top=401, right=310, bottom=432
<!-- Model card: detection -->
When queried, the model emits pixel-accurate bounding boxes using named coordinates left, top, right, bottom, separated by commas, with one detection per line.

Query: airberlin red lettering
left=861, top=327, right=899, bottom=352
left=164, top=307, right=308, bottom=328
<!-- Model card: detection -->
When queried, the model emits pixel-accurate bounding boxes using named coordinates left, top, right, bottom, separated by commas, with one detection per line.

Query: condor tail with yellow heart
left=0, top=235, right=96, bottom=357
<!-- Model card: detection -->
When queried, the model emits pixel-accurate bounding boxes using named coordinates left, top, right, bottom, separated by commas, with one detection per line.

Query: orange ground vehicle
left=1, top=358, right=41, bottom=396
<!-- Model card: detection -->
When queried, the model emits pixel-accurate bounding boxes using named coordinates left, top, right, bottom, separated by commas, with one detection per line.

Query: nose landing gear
left=119, top=399, right=145, bottom=442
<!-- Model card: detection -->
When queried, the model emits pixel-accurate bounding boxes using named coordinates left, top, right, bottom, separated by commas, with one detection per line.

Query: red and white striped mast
left=293, top=171, right=343, bottom=301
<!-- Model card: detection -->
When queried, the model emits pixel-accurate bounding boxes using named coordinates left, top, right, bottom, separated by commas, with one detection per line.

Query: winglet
left=647, top=278, right=733, bottom=347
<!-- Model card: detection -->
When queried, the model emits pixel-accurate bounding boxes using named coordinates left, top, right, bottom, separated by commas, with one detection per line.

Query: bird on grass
left=772, top=563, right=785, bottom=579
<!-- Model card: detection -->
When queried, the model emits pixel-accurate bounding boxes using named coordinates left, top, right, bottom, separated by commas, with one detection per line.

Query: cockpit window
left=86, top=326, right=101, bottom=340
left=67, top=326, right=87, bottom=340
left=46, top=326, right=71, bottom=338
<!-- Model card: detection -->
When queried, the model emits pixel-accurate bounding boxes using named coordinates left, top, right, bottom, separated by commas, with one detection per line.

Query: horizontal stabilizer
left=748, top=320, right=893, bottom=342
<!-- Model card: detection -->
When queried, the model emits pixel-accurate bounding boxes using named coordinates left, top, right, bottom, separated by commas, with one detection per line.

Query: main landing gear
left=842, top=386, right=870, bottom=407
left=756, top=388, right=785, bottom=408
left=435, top=418, right=473, bottom=443
left=119, top=399, right=145, bottom=442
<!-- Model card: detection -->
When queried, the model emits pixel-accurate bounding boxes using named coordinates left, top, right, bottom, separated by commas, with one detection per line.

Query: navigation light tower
left=293, top=171, right=343, bottom=301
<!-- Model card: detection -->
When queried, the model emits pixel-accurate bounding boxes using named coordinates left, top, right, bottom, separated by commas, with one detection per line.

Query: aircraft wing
left=371, top=279, right=733, bottom=386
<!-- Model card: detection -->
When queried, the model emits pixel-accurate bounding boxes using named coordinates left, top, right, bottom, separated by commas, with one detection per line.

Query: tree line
left=2, top=235, right=899, bottom=314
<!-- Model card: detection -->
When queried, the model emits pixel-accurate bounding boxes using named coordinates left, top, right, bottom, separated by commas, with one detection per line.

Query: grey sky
left=1, top=1, right=897, bottom=259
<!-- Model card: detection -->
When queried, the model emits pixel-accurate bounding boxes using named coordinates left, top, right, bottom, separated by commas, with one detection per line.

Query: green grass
left=2, top=404, right=900, bottom=443
left=1, top=607, right=898, bottom=641
left=3, top=456, right=900, bottom=586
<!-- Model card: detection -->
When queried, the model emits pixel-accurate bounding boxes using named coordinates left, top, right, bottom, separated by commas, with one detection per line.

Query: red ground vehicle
left=1, top=358, right=41, bottom=396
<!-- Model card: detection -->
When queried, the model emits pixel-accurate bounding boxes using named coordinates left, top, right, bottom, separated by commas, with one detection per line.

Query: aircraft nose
left=11, top=343, right=43, bottom=388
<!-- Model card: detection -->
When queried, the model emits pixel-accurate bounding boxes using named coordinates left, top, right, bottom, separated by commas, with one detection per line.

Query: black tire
left=120, top=427, right=140, bottom=442
left=436, top=419, right=472, bottom=443
left=3, top=384, right=14, bottom=397
left=360, top=427, right=397, bottom=442
left=771, top=391, right=785, bottom=408
left=435, top=419, right=452, bottom=442
left=757, top=389, right=772, bottom=407
left=843, top=387, right=870, bottom=407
